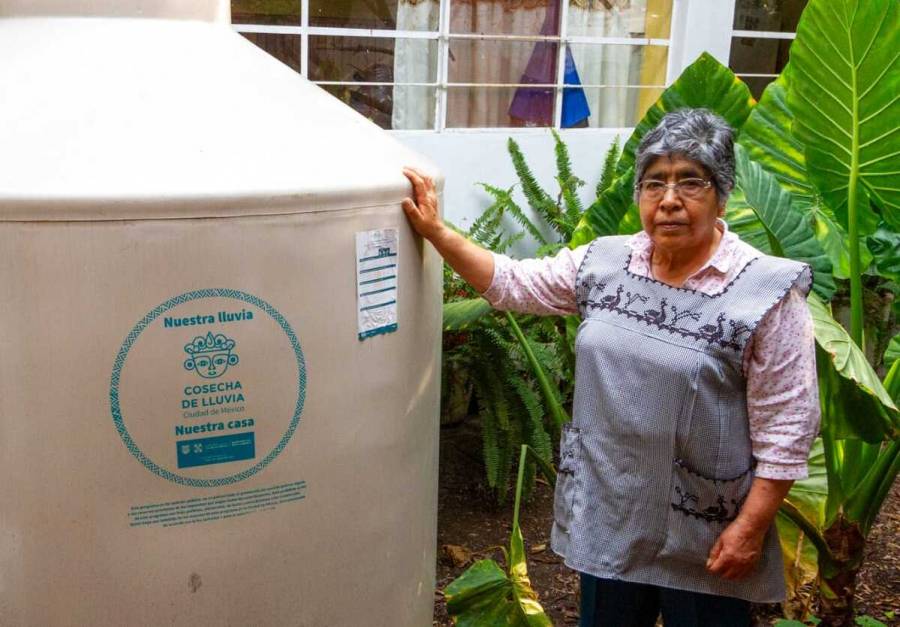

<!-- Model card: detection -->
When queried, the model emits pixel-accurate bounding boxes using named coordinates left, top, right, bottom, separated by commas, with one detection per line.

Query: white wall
left=394, top=128, right=625, bottom=254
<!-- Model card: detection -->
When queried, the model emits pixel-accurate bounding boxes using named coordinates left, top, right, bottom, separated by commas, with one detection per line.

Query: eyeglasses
left=636, top=178, right=713, bottom=201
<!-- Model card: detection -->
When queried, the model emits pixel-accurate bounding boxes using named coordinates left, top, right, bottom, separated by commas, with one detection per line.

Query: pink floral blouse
left=481, top=222, right=820, bottom=480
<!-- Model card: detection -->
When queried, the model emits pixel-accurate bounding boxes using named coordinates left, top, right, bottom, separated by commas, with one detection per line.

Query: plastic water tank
left=0, top=2, right=442, bottom=625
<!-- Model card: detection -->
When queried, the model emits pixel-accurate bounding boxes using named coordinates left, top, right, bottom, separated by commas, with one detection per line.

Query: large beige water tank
left=0, top=2, right=442, bottom=625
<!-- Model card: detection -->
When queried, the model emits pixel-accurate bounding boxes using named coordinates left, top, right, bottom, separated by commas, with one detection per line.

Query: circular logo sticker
left=110, top=289, right=306, bottom=487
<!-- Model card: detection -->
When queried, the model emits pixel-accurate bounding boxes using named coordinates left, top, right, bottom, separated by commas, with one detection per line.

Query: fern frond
left=552, top=129, right=585, bottom=228
left=496, top=231, right=526, bottom=255
left=509, top=376, right=553, bottom=464
left=478, top=401, right=501, bottom=488
left=481, top=183, right=549, bottom=248
left=474, top=206, right=508, bottom=248
left=480, top=358, right=511, bottom=432
left=534, top=241, right=565, bottom=259
left=551, top=129, right=575, bottom=187
left=597, top=135, right=622, bottom=199
left=507, top=137, right=560, bottom=227
left=557, top=174, right=585, bottom=232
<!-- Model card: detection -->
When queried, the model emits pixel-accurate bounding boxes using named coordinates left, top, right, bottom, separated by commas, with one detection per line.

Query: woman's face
left=638, top=155, right=722, bottom=252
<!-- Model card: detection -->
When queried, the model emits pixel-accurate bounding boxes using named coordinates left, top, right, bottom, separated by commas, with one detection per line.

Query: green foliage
left=787, top=0, right=900, bottom=235
left=866, top=228, right=900, bottom=283
left=788, top=0, right=900, bottom=347
left=507, top=137, right=564, bottom=238
left=445, top=446, right=553, bottom=626
left=727, top=144, right=835, bottom=299
left=597, top=136, right=620, bottom=198
left=886, top=335, right=900, bottom=370
left=737, top=70, right=816, bottom=204
left=443, top=142, right=584, bottom=499
left=809, top=294, right=899, bottom=442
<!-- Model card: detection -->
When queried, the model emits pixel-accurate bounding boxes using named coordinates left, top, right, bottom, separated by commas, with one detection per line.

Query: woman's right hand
left=402, top=166, right=445, bottom=243
left=400, top=166, right=495, bottom=293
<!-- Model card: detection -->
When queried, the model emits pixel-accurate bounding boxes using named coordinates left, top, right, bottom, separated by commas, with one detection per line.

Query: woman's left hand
left=705, top=518, right=766, bottom=580
left=706, top=476, right=793, bottom=580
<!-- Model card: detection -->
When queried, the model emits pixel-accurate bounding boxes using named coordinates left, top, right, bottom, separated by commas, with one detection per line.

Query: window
left=729, top=0, right=807, bottom=98
left=232, top=0, right=673, bottom=131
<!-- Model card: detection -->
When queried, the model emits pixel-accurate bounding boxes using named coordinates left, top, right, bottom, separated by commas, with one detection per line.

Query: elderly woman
left=403, top=109, right=819, bottom=626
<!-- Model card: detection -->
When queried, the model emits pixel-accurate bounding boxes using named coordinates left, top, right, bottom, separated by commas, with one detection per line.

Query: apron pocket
left=656, top=458, right=754, bottom=565
left=553, top=424, right=581, bottom=533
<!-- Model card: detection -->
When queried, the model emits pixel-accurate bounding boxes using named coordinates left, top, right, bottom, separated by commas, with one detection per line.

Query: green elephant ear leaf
left=787, top=0, right=900, bottom=234
left=886, top=334, right=900, bottom=371
left=777, top=438, right=827, bottom=602
left=618, top=52, right=756, bottom=176
left=738, top=69, right=816, bottom=205
left=443, top=298, right=493, bottom=331
left=810, top=206, right=873, bottom=281
left=570, top=168, right=636, bottom=247
left=736, top=70, right=869, bottom=284
left=727, top=144, right=836, bottom=299
left=808, top=293, right=900, bottom=441
left=866, top=226, right=900, bottom=283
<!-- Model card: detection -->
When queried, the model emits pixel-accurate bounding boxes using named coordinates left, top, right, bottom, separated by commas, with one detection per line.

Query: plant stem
left=505, top=312, right=570, bottom=432
left=847, top=43, right=864, bottom=350
left=513, top=445, right=528, bottom=531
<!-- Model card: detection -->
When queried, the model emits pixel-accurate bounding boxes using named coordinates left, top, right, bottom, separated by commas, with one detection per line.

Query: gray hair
left=633, top=108, right=736, bottom=206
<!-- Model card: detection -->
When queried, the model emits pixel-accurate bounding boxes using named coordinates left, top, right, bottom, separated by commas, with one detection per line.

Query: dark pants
left=579, top=573, right=752, bottom=627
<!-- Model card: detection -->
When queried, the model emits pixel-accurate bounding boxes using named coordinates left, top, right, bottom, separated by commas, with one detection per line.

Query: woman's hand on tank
left=402, top=167, right=445, bottom=243
left=401, top=166, right=495, bottom=293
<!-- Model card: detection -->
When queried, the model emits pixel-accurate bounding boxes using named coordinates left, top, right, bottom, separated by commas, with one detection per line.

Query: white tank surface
left=0, top=3, right=442, bottom=626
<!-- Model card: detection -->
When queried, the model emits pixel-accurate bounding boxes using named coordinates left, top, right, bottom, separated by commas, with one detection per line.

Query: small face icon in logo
left=184, top=332, right=240, bottom=379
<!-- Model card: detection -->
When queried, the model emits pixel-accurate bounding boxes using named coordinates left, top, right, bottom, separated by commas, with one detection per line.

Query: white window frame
left=233, top=0, right=690, bottom=133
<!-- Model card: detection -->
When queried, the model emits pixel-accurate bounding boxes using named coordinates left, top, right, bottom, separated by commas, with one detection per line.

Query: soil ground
left=432, top=421, right=900, bottom=626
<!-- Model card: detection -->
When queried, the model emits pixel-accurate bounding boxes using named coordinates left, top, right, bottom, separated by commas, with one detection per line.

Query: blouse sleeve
left=743, top=287, right=821, bottom=480
left=480, top=245, right=589, bottom=316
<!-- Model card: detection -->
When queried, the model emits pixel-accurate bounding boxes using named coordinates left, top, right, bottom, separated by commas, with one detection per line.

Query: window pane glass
left=231, top=0, right=301, bottom=25
left=729, top=36, right=791, bottom=75
left=320, top=85, right=436, bottom=130
left=450, top=0, right=559, bottom=36
left=309, top=36, right=437, bottom=83
left=310, top=0, right=439, bottom=30
left=448, top=39, right=558, bottom=86
left=446, top=86, right=556, bottom=128
left=568, top=0, right=672, bottom=39
left=566, top=44, right=668, bottom=86
left=241, top=33, right=301, bottom=72
left=733, top=0, right=808, bottom=32
left=563, top=43, right=666, bottom=126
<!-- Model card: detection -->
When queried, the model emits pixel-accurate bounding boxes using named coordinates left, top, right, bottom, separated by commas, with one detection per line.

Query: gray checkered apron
left=550, top=236, right=812, bottom=603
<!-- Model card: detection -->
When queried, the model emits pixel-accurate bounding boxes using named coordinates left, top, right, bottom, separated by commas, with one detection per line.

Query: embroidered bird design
left=700, top=496, right=730, bottom=522
left=643, top=298, right=668, bottom=324
left=598, top=285, right=623, bottom=309
left=697, top=312, right=727, bottom=342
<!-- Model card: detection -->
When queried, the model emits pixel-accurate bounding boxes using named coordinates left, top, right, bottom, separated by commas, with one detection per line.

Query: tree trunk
left=817, top=516, right=865, bottom=627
